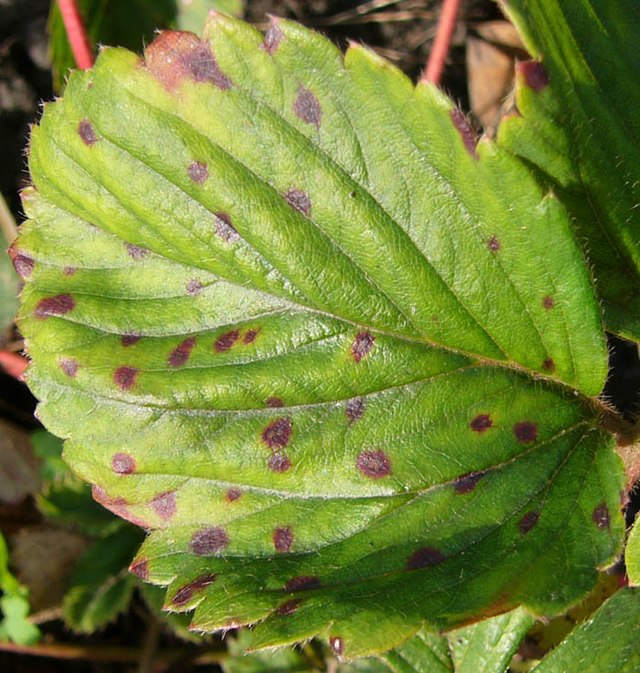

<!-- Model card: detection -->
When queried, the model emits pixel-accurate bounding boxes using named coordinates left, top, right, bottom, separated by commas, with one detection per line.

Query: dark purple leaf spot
left=121, top=334, right=141, bottom=347
left=186, top=279, right=204, bottom=295
left=453, top=470, right=485, bottom=494
left=263, top=21, right=283, bottom=54
left=213, top=212, right=240, bottom=242
left=487, top=236, right=501, bottom=252
left=450, top=108, right=478, bottom=159
left=129, top=559, right=149, bottom=580
left=273, top=526, right=293, bottom=553
left=113, top=366, right=139, bottom=391
left=171, top=573, right=216, bottom=606
left=63, top=266, right=76, bottom=277
left=34, top=294, right=75, bottom=319
left=168, top=336, right=196, bottom=367
left=183, top=42, right=232, bottom=89
left=8, top=249, right=34, bottom=278
left=351, top=331, right=375, bottom=363
left=59, top=358, right=79, bottom=378
left=268, top=452, right=292, bottom=473
left=592, top=503, right=610, bottom=530
left=406, top=547, right=445, bottom=570
left=262, top=417, right=292, bottom=449
left=518, top=511, right=540, bottom=534
left=284, top=188, right=311, bottom=216
left=126, top=243, right=148, bottom=260
left=284, top=576, right=321, bottom=592
left=542, top=358, right=556, bottom=372
left=78, top=119, right=98, bottom=145
left=470, top=414, right=493, bottom=432
left=519, top=60, right=549, bottom=92
left=276, top=599, right=301, bottom=615
left=513, top=421, right=538, bottom=444
left=294, top=87, right=322, bottom=127
left=266, top=397, right=284, bottom=408
left=190, top=526, right=229, bottom=556
left=330, top=636, right=344, bottom=658
left=346, top=397, right=365, bottom=423
left=243, top=328, right=259, bottom=344
left=214, top=329, right=240, bottom=352
left=112, top=452, right=136, bottom=475
left=150, top=491, right=177, bottom=520
left=356, top=450, right=391, bottom=479
left=543, top=295, right=554, bottom=309
left=225, top=488, right=242, bottom=502
left=188, top=160, right=208, bottom=183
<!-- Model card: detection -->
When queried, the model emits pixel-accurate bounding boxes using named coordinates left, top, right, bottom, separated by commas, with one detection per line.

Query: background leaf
left=625, top=516, right=640, bottom=586
left=176, top=0, right=244, bottom=34
left=0, top=249, right=19, bottom=333
left=17, top=13, right=624, bottom=658
left=499, top=0, right=640, bottom=341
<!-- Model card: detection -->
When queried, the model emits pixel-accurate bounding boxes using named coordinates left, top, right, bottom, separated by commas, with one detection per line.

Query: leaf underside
left=15, top=14, right=624, bottom=658
left=500, top=0, right=640, bottom=342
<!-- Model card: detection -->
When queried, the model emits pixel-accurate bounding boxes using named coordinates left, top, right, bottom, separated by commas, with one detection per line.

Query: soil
left=0, top=1, right=639, bottom=671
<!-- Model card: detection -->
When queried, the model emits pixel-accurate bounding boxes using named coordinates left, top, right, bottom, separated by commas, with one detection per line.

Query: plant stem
left=0, top=351, right=28, bottom=380
left=422, top=0, right=462, bottom=85
left=0, top=191, right=17, bottom=244
left=57, top=0, right=94, bottom=70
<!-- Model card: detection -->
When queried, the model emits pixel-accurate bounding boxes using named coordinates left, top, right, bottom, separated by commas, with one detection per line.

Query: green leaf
left=625, top=516, right=640, bottom=586
left=499, top=0, right=640, bottom=341
left=380, top=630, right=453, bottom=673
left=62, top=526, right=142, bottom=632
left=49, top=0, right=177, bottom=92
left=17, top=13, right=624, bottom=658
left=531, top=588, right=640, bottom=673
left=177, top=0, right=244, bottom=34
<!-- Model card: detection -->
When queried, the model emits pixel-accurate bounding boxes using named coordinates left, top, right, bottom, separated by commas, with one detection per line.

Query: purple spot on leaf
left=126, top=243, right=148, bottom=260
left=470, top=414, right=493, bottom=432
left=263, top=21, right=283, bottom=54
left=214, top=330, right=240, bottom=352
left=330, top=637, right=344, bottom=657
left=406, top=547, right=445, bottom=570
left=225, top=488, right=242, bottom=502
left=592, top=503, right=610, bottom=530
left=168, top=336, right=196, bottom=367
left=262, top=417, right=292, bottom=449
left=266, top=397, right=284, bottom=408
left=268, top=453, right=292, bottom=473
left=284, top=576, right=321, bottom=592
left=519, top=511, right=540, bottom=534
left=346, top=397, right=365, bottom=423
left=542, top=358, right=555, bottom=372
left=78, top=119, right=98, bottom=145
left=519, top=60, right=549, bottom=92
left=294, top=87, right=322, bottom=127
left=284, top=188, right=311, bottom=216
left=243, top=329, right=259, bottom=344
left=351, top=331, right=374, bottom=363
left=191, top=526, right=229, bottom=555
left=276, top=599, right=301, bottom=615
left=543, top=295, right=554, bottom=309
left=273, top=526, right=293, bottom=553
left=113, top=366, right=139, bottom=390
left=183, top=42, right=232, bottom=89
left=63, top=266, right=76, bottom=277
left=151, top=491, right=177, bottom=520
left=450, top=108, right=478, bottom=159
left=356, top=450, right=391, bottom=479
left=453, top=471, right=485, bottom=494
left=34, top=294, right=75, bottom=319
left=488, top=236, right=501, bottom=252
left=188, top=161, right=208, bottom=183
left=8, top=249, right=34, bottom=278
left=513, top=421, right=537, bottom=444
left=121, top=334, right=141, bottom=347
left=186, top=279, right=204, bottom=295
left=171, top=573, right=216, bottom=606
left=214, top=212, right=240, bottom=242
left=112, top=452, right=136, bottom=475
left=59, top=358, right=78, bottom=378
left=129, top=559, right=149, bottom=580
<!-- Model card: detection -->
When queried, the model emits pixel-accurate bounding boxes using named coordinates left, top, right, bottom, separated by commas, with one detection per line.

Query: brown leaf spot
left=190, top=526, right=229, bottom=555
left=263, top=21, right=283, bottom=54
left=284, top=188, right=311, bottom=216
left=330, top=636, right=344, bottom=658
left=171, top=573, right=216, bottom=606
left=150, top=491, right=177, bottom=520
left=268, top=453, right=292, bottom=473
left=144, top=31, right=232, bottom=91
left=8, top=248, right=34, bottom=278
left=213, top=212, right=240, bottom=242
left=225, top=488, right=242, bottom=502
left=112, top=452, right=136, bottom=475
left=113, top=366, right=139, bottom=391
left=356, top=450, right=391, bottom=479
left=284, top=576, right=321, bottom=592
left=406, top=546, right=445, bottom=570
left=266, top=397, right=284, bottom=408
left=487, top=235, right=501, bottom=252
left=168, top=336, right=196, bottom=367
left=214, top=329, right=240, bottom=352
left=592, top=503, right=610, bottom=530
left=294, top=86, right=322, bottom=127
left=262, top=417, right=292, bottom=449
left=186, top=278, right=204, bottom=295
left=188, top=160, right=208, bottom=183
left=59, top=358, right=79, bottom=378
left=450, top=108, right=478, bottom=159
left=542, top=295, right=554, bottom=309
left=351, top=331, right=375, bottom=363
left=276, top=599, right=301, bottom=615
left=273, top=526, right=293, bottom=553
left=121, top=334, right=142, bottom=347
left=243, top=328, right=259, bottom=344
left=518, top=511, right=540, bottom=534
left=129, top=559, right=149, bottom=580
left=542, top=358, right=555, bottom=372
left=346, top=397, right=365, bottom=423
left=126, top=243, right=148, bottom=259
left=513, top=421, right=538, bottom=443
left=453, top=471, right=485, bottom=494
left=518, top=60, right=549, bottom=92
left=78, top=119, right=98, bottom=145
left=34, top=294, right=75, bottom=319
left=470, top=414, right=493, bottom=432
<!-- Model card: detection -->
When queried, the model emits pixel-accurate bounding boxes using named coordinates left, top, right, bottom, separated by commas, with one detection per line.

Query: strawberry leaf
left=16, top=14, right=624, bottom=658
